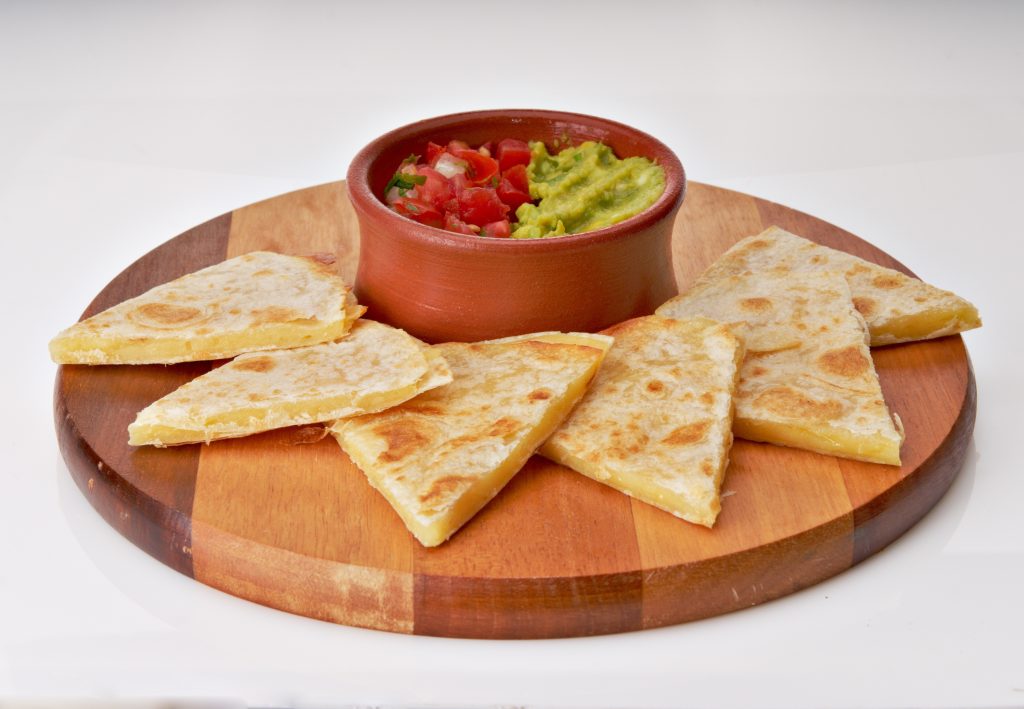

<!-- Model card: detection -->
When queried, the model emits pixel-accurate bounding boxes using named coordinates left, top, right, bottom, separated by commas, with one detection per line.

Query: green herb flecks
left=384, top=171, right=427, bottom=197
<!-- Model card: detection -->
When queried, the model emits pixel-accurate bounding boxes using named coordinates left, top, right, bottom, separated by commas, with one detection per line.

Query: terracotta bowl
left=346, top=109, right=685, bottom=343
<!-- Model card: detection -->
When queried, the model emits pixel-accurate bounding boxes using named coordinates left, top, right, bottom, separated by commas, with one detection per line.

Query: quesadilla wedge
left=332, top=332, right=613, bottom=547
left=540, top=316, right=744, bottom=528
left=128, top=320, right=451, bottom=446
left=660, top=226, right=980, bottom=346
left=50, top=251, right=364, bottom=364
left=658, top=270, right=904, bottom=465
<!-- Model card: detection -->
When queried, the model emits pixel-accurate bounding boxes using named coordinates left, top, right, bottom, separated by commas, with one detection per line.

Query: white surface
left=3, top=1, right=1021, bottom=707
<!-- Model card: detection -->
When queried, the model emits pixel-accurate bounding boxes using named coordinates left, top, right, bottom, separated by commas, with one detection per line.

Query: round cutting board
left=54, top=181, right=976, bottom=638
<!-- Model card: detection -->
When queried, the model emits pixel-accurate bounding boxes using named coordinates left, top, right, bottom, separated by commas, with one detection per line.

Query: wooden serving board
left=54, top=181, right=976, bottom=638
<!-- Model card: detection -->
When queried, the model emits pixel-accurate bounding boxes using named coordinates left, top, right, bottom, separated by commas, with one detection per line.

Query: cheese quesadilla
left=50, top=251, right=364, bottom=364
left=333, top=332, right=612, bottom=547
left=662, top=226, right=980, bottom=346
left=541, top=316, right=744, bottom=528
left=129, top=319, right=450, bottom=446
left=659, top=270, right=904, bottom=465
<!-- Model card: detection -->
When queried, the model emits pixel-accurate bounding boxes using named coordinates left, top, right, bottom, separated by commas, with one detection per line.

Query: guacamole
left=511, top=141, right=665, bottom=239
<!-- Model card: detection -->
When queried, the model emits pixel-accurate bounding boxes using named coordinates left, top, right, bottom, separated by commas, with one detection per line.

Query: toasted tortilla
left=50, top=251, right=364, bottom=364
left=658, top=270, right=904, bottom=465
left=540, top=316, right=744, bottom=528
left=332, top=332, right=613, bottom=547
left=661, top=226, right=980, bottom=346
left=128, top=320, right=451, bottom=446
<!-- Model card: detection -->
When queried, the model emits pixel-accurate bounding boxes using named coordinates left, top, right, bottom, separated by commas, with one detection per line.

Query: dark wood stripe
left=414, top=571, right=643, bottom=638
left=54, top=210, right=231, bottom=576
left=55, top=377, right=198, bottom=576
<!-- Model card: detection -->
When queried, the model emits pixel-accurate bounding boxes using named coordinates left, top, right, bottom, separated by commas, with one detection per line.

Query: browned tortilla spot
left=131, top=302, right=203, bottom=325
left=662, top=420, right=712, bottom=446
left=419, top=474, right=471, bottom=505
left=234, top=356, right=275, bottom=373
left=755, top=386, right=844, bottom=421
left=487, top=416, right=521, bottom=439
left=608, top=430, right=650, bottom=459
left=740, top=297, right=772, bottom=312
left=872, top=274, right=903, bottom=290
left=818, top=345, right=871, bottom=378
left=374, top=421, right=430, bottom=463
left=852, top=296, right=878, bottom=317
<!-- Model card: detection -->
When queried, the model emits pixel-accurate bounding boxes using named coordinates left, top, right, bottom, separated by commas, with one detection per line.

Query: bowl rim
left=346, top=108, right=686, bottom=254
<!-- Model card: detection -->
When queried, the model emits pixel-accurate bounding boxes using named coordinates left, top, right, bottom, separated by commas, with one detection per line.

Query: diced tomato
left=425, top=141, right=446, bottom=165
left=444, top=212, right=477, bottom=235
left=503, top=163, right=529, bottom=193
left=392, top=197, right=443, bottom=228
left=480, top=219, right=511, bottom=238
left=497, top=163, right=532, bottom=212
left=385, top=137, right=540, bottom=235
left=496, top=178, right=532, bottom=213
left=457, top=187, right=509, bottom=226
left=496, top=138, right=532, bottom=172
left=450, top=148, right=499, bottom=187
left=412, top=166, right=452, bottom=209
left=440, top=172, right=468, bottom=215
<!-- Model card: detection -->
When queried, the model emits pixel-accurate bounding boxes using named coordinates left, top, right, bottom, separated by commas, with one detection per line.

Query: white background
left=2, top=1, right=1022, bottom=707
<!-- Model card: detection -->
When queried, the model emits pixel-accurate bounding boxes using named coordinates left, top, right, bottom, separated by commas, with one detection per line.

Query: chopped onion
left=434, top=153, right=468, bottom=179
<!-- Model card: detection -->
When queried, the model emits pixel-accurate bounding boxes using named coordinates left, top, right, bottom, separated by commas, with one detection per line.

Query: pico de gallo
left=382, top=137, right=665, bottom=239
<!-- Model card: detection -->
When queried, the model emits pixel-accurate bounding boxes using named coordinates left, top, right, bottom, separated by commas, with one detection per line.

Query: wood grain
left=52, top=181, right=976, bottom=637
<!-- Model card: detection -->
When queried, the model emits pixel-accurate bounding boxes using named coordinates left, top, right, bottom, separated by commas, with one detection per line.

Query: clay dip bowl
left=346, top=109, right=685, bottom=343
